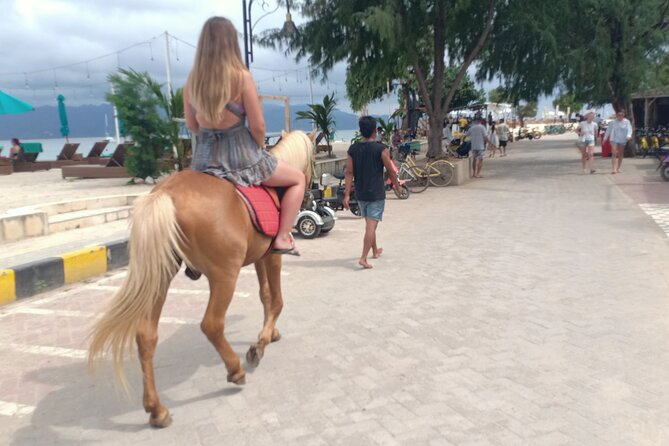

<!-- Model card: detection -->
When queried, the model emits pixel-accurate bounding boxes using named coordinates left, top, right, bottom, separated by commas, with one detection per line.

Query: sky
left=0, top=0, right=591, bottom=118
left=0, top=0, right=381, bottom=114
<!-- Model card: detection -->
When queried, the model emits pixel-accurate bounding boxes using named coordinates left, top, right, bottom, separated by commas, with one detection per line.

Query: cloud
left=0, top=0, right=368, bottom=112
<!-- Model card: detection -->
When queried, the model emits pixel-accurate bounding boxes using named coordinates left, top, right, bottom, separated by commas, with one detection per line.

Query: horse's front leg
left=247, top=254, right=283, bottom=368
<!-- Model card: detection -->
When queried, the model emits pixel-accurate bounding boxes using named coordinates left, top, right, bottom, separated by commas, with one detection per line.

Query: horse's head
left=270, top=130, right=317, bottom=186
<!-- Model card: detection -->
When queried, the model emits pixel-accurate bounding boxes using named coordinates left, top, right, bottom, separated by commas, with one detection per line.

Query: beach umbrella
left=57, top=94, right=70, bottom=142
left=0, top=90, right=34, bottom=115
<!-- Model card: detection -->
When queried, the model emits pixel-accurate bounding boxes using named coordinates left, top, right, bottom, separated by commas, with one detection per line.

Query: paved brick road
left=2, top=136, right=669, bottom=445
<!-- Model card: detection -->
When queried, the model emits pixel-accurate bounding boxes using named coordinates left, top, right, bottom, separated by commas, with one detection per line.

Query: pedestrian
left=9, top=138, right=21, bottom=162
left=184, top=16, right=305, bottom=255
left=488, top=123, right=499, bottom=158
left=344, top=116, right=401, bottom=269
left=376, top=126, right=384, bottom=142
left=442, top=118, right=452, bottom=150
left=497, top=119, right=510, bottom=156
left=604, top=110, right=632, bottom=174
left=487, top=111, right=494, bottom=127
left=466, top=117, right=490, bottom=178
left=577, top=111, right=598, bottom=174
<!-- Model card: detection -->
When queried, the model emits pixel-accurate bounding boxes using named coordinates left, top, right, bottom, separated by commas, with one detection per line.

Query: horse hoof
left=149, top=409, right=172, bottom=428
left=227, top=368, right=246, bottom=385
left=246, top=345, right=264, bottom=368
left=271, top=329, right=282, bottom=343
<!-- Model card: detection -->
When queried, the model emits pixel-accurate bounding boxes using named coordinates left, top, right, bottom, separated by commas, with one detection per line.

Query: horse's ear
left=308, top=129, right=318, bottom=142
left=281, top=130, right=288, bottom=138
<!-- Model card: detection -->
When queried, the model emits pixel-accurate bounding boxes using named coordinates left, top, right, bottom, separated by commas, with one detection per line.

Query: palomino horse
left=88, top=130, right=315, bottom=428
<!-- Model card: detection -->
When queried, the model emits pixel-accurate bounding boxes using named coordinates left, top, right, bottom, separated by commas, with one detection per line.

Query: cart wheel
left=349, top=203, right=361, bottom=217
left=296, top=216, right=321, bottom=239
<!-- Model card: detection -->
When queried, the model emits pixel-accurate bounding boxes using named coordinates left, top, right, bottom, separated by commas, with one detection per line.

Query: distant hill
left=0, top=103, right=362, bottom=140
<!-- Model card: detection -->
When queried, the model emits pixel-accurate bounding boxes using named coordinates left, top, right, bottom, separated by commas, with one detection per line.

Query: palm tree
left=376, top=117, right=395, bottom=146
left=296, top=93, right=336, bottom=155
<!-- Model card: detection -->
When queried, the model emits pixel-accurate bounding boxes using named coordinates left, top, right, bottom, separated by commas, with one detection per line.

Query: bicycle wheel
left=427, top=160, right=454, bottom=187
left=399, top=165, right=429, bottom=193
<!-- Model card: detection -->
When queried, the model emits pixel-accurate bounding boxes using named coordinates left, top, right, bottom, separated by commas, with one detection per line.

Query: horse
left=88, top=130, right=315, bottom=428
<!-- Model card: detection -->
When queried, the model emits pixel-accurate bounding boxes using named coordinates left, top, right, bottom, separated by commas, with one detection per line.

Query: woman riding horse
left=88, top=17, right=313, bottom=428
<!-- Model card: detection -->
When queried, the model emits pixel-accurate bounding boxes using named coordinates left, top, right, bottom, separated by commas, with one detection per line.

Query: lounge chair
left=61, top=142, right=133, bottom=179
left=85, top=141, right=109, bottom=164
left=51, top=143, right=84, bottom=167
left=56, top=143, right=80, bottom=161
left=13, top=143, right=51, bottom=172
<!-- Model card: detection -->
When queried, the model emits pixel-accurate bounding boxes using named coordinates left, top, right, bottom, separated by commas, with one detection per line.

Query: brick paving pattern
left=1, top=136, right=669, bottom=445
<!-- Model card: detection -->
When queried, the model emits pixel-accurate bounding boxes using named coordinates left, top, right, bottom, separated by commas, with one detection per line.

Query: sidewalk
left=2, top=135, right=669, bottom=444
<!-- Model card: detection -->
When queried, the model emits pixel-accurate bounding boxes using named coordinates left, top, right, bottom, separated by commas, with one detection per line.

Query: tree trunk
left=427, top=115, right=444, bottom=159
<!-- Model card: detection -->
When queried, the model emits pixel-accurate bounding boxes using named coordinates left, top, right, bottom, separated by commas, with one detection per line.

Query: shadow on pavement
left=11, top=315, right=247, bottom=445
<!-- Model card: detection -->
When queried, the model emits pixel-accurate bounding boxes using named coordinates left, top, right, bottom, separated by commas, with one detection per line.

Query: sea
left=1, top=130, right=359, bottom=161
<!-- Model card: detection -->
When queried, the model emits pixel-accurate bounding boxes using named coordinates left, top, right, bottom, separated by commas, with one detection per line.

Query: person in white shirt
left=576, top=111, right=598, bottom=174
left=496, top=119, right=510, bottom=156
left=603, top=110, right=633, bottom=174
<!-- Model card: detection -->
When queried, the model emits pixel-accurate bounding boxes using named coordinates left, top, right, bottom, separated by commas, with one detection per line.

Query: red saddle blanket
left=235, top=185, right=280, bottom=238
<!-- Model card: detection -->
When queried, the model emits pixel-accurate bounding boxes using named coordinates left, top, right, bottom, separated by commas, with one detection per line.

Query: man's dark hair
left=359, top=116, right=377, bottom=138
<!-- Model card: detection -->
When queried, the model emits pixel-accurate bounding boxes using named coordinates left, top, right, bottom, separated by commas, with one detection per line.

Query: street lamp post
left=242, top=0, right=299, bottom=68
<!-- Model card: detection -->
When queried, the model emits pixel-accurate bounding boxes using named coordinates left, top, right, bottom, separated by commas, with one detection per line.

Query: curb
left=0, top=239, right=129, bottom=306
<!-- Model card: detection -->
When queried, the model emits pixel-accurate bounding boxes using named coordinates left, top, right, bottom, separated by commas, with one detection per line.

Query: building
left=632, top=87, right=669, bottom=128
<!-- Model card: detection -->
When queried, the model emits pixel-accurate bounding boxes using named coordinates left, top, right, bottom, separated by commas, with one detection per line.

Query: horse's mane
left=269, top=131, right=314, bottom=186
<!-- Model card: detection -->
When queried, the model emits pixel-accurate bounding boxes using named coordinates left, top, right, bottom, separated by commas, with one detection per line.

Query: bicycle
left=397, top=155, right=455, bottom=193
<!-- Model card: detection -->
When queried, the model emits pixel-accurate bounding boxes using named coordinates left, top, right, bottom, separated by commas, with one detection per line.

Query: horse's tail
left=88, top=191, right=187, bottom=391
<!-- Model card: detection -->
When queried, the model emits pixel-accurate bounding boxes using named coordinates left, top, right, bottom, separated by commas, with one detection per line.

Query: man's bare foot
left=616, top=169, right=623, bottom=173
left=358, top=259, right=373, bottom=269
left=372, top=248, right=383, bottom=259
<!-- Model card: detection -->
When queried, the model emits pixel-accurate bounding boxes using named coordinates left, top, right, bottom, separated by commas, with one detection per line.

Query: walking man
left=467, top=117, right=490, bottom=178
left=604, top=110, right=632, bottom=174
left=344, top=116, right=401, bottom=269
left=497, top=119, right=510, bottom=156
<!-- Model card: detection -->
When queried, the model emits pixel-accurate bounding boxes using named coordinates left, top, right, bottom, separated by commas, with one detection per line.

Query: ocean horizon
left=1, top=129, right=359, bottom=161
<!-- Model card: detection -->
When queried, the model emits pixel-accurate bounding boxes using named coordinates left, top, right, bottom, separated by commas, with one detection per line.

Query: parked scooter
left=316, top=172, right=361, bottom=216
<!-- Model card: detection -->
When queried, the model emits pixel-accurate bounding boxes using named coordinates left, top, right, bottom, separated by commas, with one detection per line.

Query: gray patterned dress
left=192, top=103, right=278, bottom=186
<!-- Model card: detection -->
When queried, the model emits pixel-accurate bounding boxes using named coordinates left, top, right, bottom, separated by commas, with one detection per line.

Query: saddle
left=234, top=184, right=281, bottom=238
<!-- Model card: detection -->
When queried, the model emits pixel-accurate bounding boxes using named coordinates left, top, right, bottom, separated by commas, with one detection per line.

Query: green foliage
left=296, top=93, right=337, bottom=149
left=261, top=0, right=499, bottom=157
left=516, top=101, right=538, bottom=126
left=478, top=0, right=669, bottom=114
left=376, top=117, right=395, bottom=146
left=107, top=69, right=187, bottom=178
left=444, top=67, right=486, bottom=110
left=488, top=86, right=511, bottom=104
left=552, top=93, right=583, bottom=114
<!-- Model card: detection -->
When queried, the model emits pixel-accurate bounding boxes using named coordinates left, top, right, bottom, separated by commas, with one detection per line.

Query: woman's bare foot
left=372, top=248, right=383, bottom=259
left=358, top=259, right=373, bottom=269
left=616, top=169, right=623, bottom=173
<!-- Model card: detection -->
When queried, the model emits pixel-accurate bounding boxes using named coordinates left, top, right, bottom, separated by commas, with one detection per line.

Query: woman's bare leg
left=586, top=145, right=595, bottom=172
left=263, top=159, right=306, bottom=251
left=579, top=146, right=587, bottom=171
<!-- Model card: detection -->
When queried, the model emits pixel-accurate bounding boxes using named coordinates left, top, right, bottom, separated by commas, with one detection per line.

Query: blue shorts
left=472, top=149, right=485, bottom=160
left=357, top=200, right=385, bottom=221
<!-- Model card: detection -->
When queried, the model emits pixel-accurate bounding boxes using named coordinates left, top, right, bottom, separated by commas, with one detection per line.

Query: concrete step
left=48, top=206, right=132, bottom=233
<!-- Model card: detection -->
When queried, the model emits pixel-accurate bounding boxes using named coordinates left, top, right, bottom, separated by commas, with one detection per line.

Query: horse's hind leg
left=136, top=290, right=171, bottom=428
left=247, top=255, right=283, bottom=368
left=201, top=272, right=246, bottom=385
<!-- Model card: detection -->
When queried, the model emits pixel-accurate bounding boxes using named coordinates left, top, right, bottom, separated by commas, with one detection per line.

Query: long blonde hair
left=188, top=17, right=247, bottom=123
